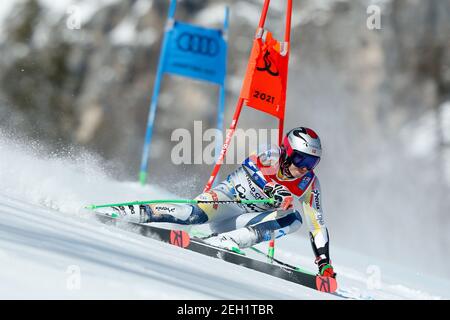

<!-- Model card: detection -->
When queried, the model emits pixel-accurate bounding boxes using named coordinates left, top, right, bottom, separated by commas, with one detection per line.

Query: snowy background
left=0, top=0, right=450, bottom=299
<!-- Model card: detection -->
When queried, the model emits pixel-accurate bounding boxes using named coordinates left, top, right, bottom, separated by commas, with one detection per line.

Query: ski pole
left=85, top=198, right=275, bottom=210
left=267, top=233, right=275, bottom=264
left=249, top=246, right=315, bottom=275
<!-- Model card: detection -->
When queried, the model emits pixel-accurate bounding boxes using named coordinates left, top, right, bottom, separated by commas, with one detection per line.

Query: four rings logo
left=176, top=32, right=220, bottom=57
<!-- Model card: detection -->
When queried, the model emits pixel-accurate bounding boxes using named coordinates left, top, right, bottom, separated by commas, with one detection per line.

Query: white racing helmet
left=280, top=127, right=322, bottom=177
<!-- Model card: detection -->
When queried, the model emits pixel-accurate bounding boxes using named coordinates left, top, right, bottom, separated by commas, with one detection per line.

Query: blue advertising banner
left=139, top=0, right=229, bottom=185
left=164, top=22, right=227, bottom=85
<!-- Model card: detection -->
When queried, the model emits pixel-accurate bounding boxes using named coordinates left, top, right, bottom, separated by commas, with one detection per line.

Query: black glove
left=263, top=182, right=293, bottom=210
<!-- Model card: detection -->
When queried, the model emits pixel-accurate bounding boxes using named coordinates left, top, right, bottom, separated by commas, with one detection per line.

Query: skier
left=105, top=127, right=335, bottom=278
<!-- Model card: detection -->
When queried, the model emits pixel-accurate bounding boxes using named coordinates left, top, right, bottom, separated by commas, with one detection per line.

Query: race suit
left=143, top=145, right=331, bottom=264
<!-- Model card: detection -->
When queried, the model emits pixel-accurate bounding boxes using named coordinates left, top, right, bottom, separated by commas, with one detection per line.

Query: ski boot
left=202, top=227, right=258, bottom=255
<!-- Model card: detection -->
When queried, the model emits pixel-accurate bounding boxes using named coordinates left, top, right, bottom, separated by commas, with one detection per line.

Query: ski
left=92, top=211, right=338, bottom=294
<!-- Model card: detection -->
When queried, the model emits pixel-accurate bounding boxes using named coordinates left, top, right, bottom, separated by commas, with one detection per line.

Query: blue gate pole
left=139, top=0, right=177, bottom=185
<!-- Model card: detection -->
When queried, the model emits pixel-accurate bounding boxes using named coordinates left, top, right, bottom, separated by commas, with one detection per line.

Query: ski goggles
left=290, top=151, right=320, bottom=170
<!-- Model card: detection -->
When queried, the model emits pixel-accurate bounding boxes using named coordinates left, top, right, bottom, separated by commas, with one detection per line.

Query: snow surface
left=0, top=133, right=449, bottom=299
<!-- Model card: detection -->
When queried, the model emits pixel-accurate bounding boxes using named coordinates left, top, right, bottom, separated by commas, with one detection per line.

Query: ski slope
left=0, top=135, right=449, bottom=299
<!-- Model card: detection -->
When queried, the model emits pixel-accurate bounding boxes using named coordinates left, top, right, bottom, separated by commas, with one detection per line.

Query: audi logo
left=176, top=32, right=220, bottom=57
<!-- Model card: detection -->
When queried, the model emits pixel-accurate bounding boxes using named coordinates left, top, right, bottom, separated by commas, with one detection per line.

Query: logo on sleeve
left=313, top=190, right=321, bottom=210
left=298, top=174, right=313, bottom=191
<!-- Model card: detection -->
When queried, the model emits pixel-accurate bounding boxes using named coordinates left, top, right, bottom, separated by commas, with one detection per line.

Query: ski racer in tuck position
left=102, top=127, right=335, bottom=278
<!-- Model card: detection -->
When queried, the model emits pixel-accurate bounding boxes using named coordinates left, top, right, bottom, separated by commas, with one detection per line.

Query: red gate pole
left=203, top=0, right=271, bottom=192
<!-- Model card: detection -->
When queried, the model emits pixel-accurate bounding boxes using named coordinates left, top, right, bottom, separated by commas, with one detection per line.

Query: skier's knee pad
left=187, top=205, right=209, bottom=224
left=251, top=210, right=303, bottom=242
left=283, top=211, right=303, bottom=234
